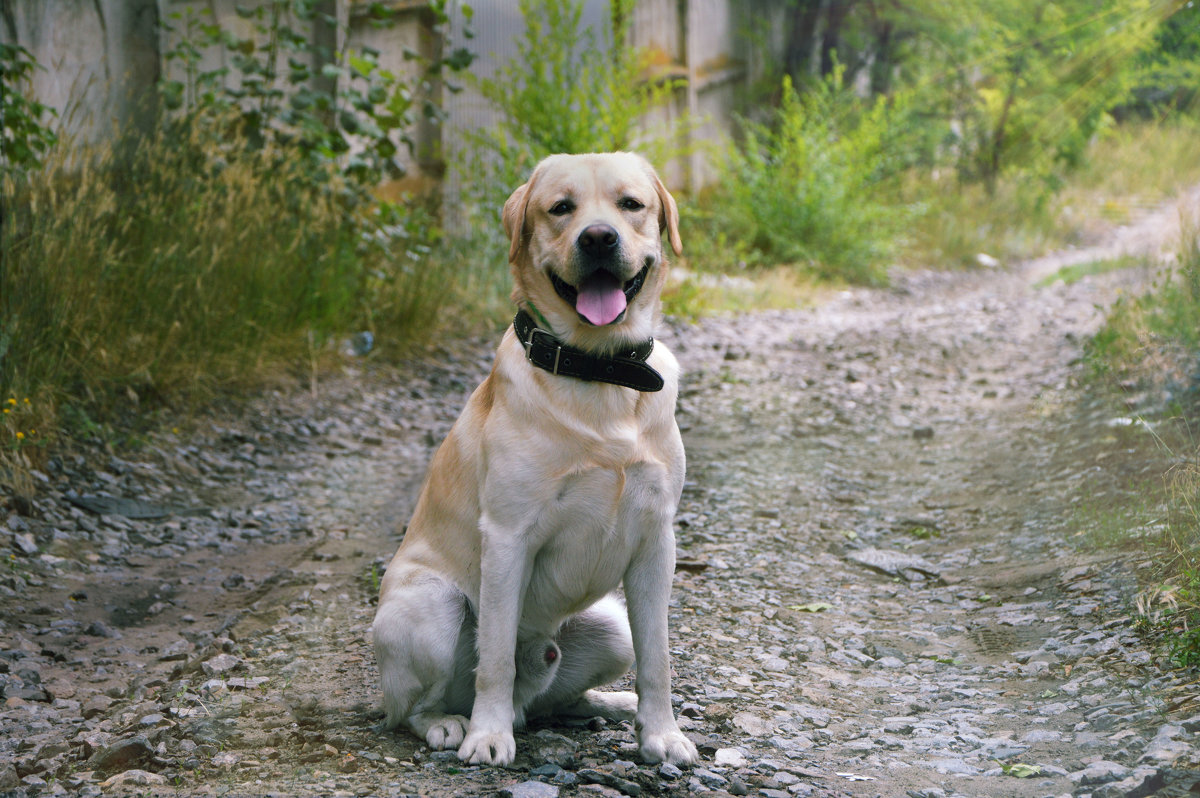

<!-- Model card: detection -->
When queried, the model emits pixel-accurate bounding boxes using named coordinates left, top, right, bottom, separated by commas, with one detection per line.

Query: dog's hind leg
left=525, top=593, right=638, bottom=721
left=373, top=571, right=471, bottom=749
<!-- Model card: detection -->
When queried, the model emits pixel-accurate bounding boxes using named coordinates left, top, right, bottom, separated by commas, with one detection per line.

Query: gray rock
left=577, top=768, right=641, bottom=796
left=86, top=736, right=154, bottom=774
left=500, top=781, right=560, bottom=798
left=924, top=758, right=979, bottom=775
left=1139, top=724, right=1191, bottom=765
left=846, top=547, right=940, bottom=580
left=200, top=653, right=242, bottom=676
left=1072, top=760, right=1130, bottom=785
left=714, top=747, right=747, bottom=767
left=658, top=762, right=683, bottom=779
left=693, top=768, right=727, bottom=788
left=100, top=769, right=166, bottom=788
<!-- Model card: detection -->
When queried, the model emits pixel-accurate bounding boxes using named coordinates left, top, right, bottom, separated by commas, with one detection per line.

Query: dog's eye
left=549, top=200, right=574, bottom=216
left=618, top=197, right=644, bottom=211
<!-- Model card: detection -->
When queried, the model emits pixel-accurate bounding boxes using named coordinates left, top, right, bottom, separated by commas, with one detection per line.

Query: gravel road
left=3, top=191, right=1200, bottom=798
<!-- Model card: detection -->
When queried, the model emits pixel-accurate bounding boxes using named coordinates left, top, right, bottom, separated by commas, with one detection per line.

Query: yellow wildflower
left=5, top=398, right=15, bottom=405
left=15, top=432, right=25, bottom=440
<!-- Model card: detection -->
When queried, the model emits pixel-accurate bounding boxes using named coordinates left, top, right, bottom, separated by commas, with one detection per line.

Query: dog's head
left=503, top=152, right=681, bottom=353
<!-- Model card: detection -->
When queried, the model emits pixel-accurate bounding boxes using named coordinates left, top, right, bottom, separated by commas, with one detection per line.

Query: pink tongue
left=576, top=271, right=627, bottom=326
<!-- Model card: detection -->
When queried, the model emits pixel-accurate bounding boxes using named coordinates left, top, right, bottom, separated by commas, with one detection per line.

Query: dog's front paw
left=457, top=727, right=517, bottom=766
left=639, top=727, right=699, bottom=766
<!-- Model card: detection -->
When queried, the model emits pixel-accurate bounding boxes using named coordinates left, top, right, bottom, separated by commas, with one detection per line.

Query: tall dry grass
left=1, top=117, right=454, bottom=471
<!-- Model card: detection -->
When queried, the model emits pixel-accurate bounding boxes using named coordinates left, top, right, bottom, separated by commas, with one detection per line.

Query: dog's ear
left=650, top=170, right=682, bottom=256
left=502, top=180, right=531, bottom=263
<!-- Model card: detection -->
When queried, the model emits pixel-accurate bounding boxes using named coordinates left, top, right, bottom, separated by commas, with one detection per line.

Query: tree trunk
left=784, top=0, right=823, bottom=83
left=820, top=0, right=851, bottom=78
left=310, top=0, right=339, bottom=129
left=869, top=18, right=894, bottom=95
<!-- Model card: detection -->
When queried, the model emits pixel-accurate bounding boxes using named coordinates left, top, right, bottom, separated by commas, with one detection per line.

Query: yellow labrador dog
left=372, top=152, right=698, bottom=767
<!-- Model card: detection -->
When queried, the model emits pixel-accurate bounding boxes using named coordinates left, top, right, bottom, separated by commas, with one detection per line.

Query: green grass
left=0, top=121, right=462, bottom=476
left=1132, top=460, right=1200, bottom=669
left=1084, top=205, right=1200, bottom=669
left=898, top=118, right=1200, bottom=270
left=1034, top=255, right=1145, bottom=288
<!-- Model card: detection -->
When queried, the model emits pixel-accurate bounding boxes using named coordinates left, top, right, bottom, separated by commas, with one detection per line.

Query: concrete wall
left=441, top=0, right=789, bottom=203
left=3, top=0, right=788, bottom=194
left=1, top=0, right=160, bottom=149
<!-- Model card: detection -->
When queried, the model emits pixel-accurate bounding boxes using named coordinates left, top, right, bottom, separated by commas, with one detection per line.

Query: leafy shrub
left=452, top=0, right=689, bottom=271
left=161, top=0, right=472, bottom=197
left=707, top=71, right=914, bottom=284
left=0, top=42, right=58, bottom=179
left=0, top=2, right=473, bottom=459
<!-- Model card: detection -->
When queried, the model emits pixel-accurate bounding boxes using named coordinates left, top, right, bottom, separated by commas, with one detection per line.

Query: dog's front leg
left=625, top=531, right=700, bottom=766
left=458, top=526, right=527, bottom=766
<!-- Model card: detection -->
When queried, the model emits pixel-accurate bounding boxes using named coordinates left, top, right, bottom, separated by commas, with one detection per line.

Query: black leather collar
left=513, top=310, right=664, bottom=392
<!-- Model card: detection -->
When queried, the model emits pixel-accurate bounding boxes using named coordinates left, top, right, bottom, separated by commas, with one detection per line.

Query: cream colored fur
left=372, top=152, right=698, bottom=767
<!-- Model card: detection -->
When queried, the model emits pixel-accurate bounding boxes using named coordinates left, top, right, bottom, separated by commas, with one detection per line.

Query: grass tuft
left=1085, top=202, right=1200, bottom=669
left=0, top=118, right=455, bottom=474
left=1034, top=256, right=1145, bottom=289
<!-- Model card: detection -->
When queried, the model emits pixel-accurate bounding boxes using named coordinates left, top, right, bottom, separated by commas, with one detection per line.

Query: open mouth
left=550, top=260, right=652, bottom=326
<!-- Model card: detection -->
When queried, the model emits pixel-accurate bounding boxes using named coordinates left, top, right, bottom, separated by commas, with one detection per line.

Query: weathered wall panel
left=2, top=0, right=159, bottom=148
left=4, top=0, right=789, bottom=199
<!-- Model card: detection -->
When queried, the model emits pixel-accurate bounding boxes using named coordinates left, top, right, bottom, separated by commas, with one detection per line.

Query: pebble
left=713, top=747, right=747, bottom=767
left=100, top=769, right=166, bottom=788
left=85, top=736, right=154, bottom=774
left=501, top=781, right=560, bottom=798
left=1072, top=760, right=1131, bottom=785
left=201, top=653, right=243, bottom=675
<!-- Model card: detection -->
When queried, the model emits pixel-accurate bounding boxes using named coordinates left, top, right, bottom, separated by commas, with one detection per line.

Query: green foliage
left=1, top=124, right=437, bottom=413
left=1034, top=256, right=1144, bottom=288
left=708, top=70, right=915, bottom=284
left=0, top=1, right=476, bottom=462
left=1087, top=208, right=1200, bottom=378
left=1126, top=0, right=1200, bottom=115
left=0, top=42, right=58, bottom=179
left=1084, top=210, right=1200, bottom=670
left=160, top=0, right=472, bottom=196
left=1129, top=460, right=1200, bottom=670
left=904, top=0, right=1164, bottom=191
left=455, top=0, right=688, bottom=266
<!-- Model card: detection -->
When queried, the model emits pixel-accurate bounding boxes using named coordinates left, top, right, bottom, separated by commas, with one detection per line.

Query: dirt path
left=3, top=192, right=1199, bottom=798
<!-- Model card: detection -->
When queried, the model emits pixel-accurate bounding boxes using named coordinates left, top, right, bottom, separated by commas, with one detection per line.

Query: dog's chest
left=522, top=460, right=674, bottom=626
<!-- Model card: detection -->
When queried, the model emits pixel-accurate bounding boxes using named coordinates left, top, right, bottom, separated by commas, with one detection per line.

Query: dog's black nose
left=577, top=224, right=619, bottom=258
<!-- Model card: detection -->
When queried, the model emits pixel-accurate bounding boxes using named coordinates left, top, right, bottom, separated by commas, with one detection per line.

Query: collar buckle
left=523, top=326, right=563, bottom=375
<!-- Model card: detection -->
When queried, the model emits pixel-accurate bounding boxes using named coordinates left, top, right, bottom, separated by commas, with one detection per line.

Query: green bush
left=0, top=121, right=447, bottom=413
left=1087, top=208, right=1200, bottom=379
left=0, top=42, right=58, bottom=179
left=452, top=0, right=688, bottom=272
left=0, top=3, right=471, bottom=460
left=707, top=71, right=914, bottom=284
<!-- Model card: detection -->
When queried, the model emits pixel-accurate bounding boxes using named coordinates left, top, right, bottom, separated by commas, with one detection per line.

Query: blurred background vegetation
left=2, top=0, right=1200, bottom=672
left=1, top=0, right=1197, bottom=440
